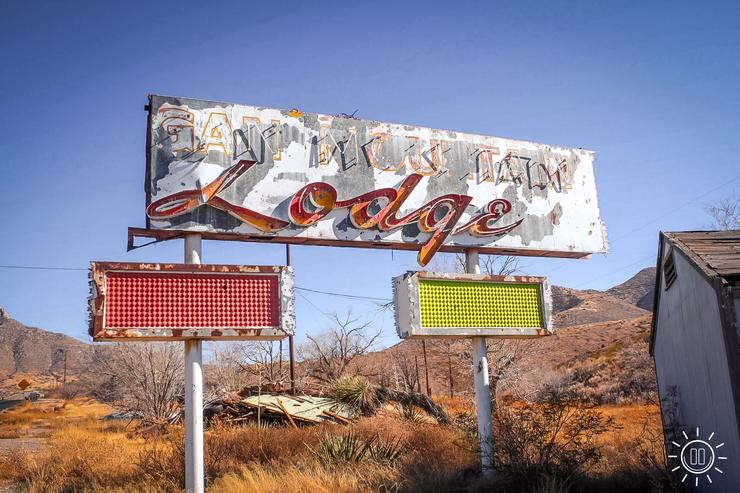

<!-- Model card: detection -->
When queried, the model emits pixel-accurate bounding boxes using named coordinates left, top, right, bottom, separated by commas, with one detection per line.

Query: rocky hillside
left=550, top=267, right=656, bottom=327
left=0, top=307, right=89, bottom=380
left=606, top=267, right=656, bottom=311
left=361, top=267, right=658, bottom=402
left=551, top=286, right=649, bottom=327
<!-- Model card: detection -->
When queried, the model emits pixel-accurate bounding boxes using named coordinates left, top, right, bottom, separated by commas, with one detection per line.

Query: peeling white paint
left=146, top=95, right=607, bottom=262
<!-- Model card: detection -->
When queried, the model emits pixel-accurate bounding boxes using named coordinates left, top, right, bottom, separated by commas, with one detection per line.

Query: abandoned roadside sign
left=144, top=95, right=607, bottom=266
left=88, top=262, right=295, bottom=341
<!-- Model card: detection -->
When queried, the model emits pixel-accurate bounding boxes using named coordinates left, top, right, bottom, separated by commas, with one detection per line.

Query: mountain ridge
left=0, top=307, right=88, bottom=381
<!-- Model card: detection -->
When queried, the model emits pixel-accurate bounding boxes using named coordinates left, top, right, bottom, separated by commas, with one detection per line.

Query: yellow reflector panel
left=418, top=280, right=543, bottom=328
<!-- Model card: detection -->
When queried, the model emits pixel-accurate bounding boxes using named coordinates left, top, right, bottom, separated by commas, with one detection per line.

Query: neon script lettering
left=147, top=160, right=522, bottom=266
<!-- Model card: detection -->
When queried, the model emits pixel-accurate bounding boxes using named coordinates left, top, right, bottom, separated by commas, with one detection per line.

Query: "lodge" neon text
left=147, top=160, right=523, bottom=266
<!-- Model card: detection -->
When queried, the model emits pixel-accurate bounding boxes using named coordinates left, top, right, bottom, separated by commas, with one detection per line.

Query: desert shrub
left=310, top=431, right=406, bottom=467
left=89, top=344, right=183, bottom=421
left=494, top=393, right=620, bottom=486
left=397, top=403, right=425, bottom=424
left=328, top=375, right=376, bottom=414
left=88, top=374, right=126, bottom=403
left=539, top=351, right=658, bottom=406
left=311, top=433, right=370, bottom=464
left=396, top=422, right=478, bottom=493
left=42, top=382, right=85, bottom=400
left=366, top=436, right=406, bottom=465
left=374, top=387, right=451, bottom=424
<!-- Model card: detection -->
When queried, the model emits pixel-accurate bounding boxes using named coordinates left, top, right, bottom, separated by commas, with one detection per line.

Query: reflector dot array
left=104, top=272, right=279, bottom=329
left=418, top=280, right=543, bottom=328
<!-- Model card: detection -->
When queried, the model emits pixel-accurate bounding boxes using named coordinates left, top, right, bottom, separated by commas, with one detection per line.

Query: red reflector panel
left=104, top=272, right=280, bottom=329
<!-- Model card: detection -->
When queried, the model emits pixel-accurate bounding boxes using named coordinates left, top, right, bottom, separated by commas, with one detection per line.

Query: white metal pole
left=184, top=233, right=204, bottom=493
left=465, top=249, right=495, bottom=478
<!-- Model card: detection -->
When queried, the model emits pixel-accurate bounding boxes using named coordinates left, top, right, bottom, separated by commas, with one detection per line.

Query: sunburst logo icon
left=669, top=428, right=727, bottom=486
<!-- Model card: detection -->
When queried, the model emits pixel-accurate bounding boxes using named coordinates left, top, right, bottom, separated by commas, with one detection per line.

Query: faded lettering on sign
left=146, top=96, right=606, bottom=265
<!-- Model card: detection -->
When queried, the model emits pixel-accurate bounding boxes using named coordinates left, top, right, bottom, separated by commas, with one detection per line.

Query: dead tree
left=210, top=341, right=289, bottom=391
left=454, top=252, right=519, bottom=276
left=392, top=349, right=420, bottom=392
left=706, top=193, right=740, bottom=230
left=424, top=339, right=467, bottom=398
left=445, top=341, right=455, bottom=397
left=239, top=341, right=288, bottom=387
left=91, top=343, right=182, bottom=421
left=209, top=343, right=252, bottom=392
left=487, top=339, right=536, bottom=409
left=300, top=310, right=382, bottom=382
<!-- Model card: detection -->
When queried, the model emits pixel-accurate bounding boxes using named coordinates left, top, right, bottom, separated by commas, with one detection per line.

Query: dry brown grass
left=0, top=397, right=668, bottom=493
left=211, top=462, right=396, bottom=493
left=0, top=418, right=166, bottom=492
left=435, top=394, right=473, bottom=415
left=206, top=420, right=328, bottom=469
left=207, top=416, right=476, bottom=493
left=0, top=398, right=115, bottom=438
left=0, top=398, right=170, bottom=492
left=594, top=403, right=665, bottom=473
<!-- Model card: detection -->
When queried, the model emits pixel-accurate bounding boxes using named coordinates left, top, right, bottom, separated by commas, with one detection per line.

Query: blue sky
left=1, top=0, right=739, bottom=346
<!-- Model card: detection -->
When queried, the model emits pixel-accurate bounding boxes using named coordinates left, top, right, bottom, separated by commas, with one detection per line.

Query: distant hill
left=606, top=267, right=656, bottom=311
left=359, top=268, right=658, bottom=403
left=364, top=314, right=655, bottom=403
left=0, top=307, right=89, bottom=381
left=549, top=267, right=655, bottom=328
left=551, top=287, right=649, bottom=327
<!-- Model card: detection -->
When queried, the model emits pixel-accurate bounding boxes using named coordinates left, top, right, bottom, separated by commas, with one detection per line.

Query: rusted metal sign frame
left=127, top=226, right=590, bottom=259
left=393, top=271, right=553, bottom=338
left=143, top=95, right=608, bottom=267
left=88, top=262, right=295, bottom=341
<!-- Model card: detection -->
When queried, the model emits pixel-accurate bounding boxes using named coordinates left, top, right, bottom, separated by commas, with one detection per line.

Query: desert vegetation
left=0, top=268, right=678, bottom=492
left=0, top=389, right=673, bottom=493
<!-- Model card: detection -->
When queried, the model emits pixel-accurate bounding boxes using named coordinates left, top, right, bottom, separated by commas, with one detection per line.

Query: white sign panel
left=145, top=95, right=607, bottom=266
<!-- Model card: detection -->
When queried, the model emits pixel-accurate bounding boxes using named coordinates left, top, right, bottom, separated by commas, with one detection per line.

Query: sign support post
left=184, top=233, right=204, bottom=493
left=465, top=249, right=495, bottom=478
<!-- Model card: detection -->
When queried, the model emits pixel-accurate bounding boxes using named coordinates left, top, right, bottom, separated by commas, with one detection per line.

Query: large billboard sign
left=393, top=271, right=552, bottom=338
left=88, top=262, right=294, bottom=341
left=145, top=95, right=607, bottom=266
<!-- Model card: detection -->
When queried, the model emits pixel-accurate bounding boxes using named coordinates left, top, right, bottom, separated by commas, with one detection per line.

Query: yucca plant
left=327, top=375, right=376, bottom=414
left=367, top=436, right=406, bottom=465
left=309, top=432, right=406, bottom=466
left=397, top=403, right=425, bottom=424
left=310, top=432, right=371, bottom=464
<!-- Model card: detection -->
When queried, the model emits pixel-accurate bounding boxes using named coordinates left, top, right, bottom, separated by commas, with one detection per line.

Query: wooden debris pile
left=214, top=392, right=358, bottom=427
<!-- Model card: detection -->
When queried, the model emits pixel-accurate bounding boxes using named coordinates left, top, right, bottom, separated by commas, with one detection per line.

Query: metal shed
left=651, top=231, right=740, bottom=491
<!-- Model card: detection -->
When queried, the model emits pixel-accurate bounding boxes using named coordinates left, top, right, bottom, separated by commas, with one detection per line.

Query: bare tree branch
left=705, top=193, right=740, bottom=230
left=299, top=310, right=382, bottom=382
left=453, top=253, right=520, bottom=275
left=89, top=343, right=183, bottom=421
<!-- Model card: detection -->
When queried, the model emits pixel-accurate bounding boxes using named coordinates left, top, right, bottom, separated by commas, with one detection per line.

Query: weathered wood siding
left=654, top=239, right=740, bottom=491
